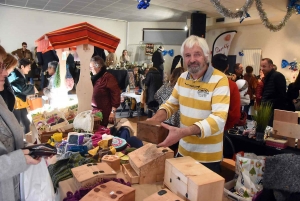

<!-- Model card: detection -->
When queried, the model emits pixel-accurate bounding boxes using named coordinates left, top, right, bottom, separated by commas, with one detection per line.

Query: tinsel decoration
left=255, top=0, right=294, bottom=32
left=54, top=64, right=61, bottom=88
left=210, top=0, right=254, bottom=18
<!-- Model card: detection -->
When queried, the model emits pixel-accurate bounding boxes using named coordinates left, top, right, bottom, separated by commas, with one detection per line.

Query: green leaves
left=253, top=102, right=273, bottom=132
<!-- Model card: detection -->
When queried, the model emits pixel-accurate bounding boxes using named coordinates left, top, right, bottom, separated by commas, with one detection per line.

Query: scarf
left=91, top=68, right=107, bottom=86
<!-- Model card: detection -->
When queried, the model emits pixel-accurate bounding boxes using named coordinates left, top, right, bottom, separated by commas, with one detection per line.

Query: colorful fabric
left=160, top=66, right=230, bottom=163
left=48, top=153, right=95, bottom=191
left=36, top=22, right=120, bottom=53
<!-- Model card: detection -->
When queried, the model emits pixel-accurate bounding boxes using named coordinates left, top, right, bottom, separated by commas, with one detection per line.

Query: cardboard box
left=137, top=121, right=169, bottom=144
left=143, top=189, right=184, bottom=201
left=102, top=155, right=121, bottom=172
left=71, top=162, right=117, bottom=188
left=80, top=181, right=135, bottom=201
left=164, top=156, right=224, bottom=201
left=127, top=143, right=174, bottom=184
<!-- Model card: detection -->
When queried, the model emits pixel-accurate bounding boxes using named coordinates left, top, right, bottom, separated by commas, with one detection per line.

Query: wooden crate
left=71, top=162, right=117, bottom=188
left=137, top=121, right=169, bottom=144
left=128, top=143, right=174, bottom=184
left=143, top=189, right=184, bottom=201
left=164, top=156, right=224, bottom=201
left=121, top=163, right=139, bottom=184
left=38, top=128, right=71, bottom=143
left=102, top=155, right=121, bottom=172
left=80, top=181, right=135, bottom=201
left=273, top=109, right=300, bottom=148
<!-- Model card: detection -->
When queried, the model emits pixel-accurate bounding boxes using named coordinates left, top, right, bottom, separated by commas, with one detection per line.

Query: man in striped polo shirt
left=149, top=35, right=230, bottom=174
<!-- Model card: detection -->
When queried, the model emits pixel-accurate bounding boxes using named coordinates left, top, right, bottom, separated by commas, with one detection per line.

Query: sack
left=235, top=153, right=266, bottom=198
left=27, top=95, right=43, bottom=110
left=73, top=110, right=94, bottom=132
left=20, top=158, right=55, bottom=201
left=14, top=97, right=29, bottom=109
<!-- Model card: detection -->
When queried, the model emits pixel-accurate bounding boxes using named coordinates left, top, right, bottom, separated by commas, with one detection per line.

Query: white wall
left=0, top=6, right=127, bottom=57
left=128, top=22, right=186, bottom=76
left=206, top=15, right=300, bottom=82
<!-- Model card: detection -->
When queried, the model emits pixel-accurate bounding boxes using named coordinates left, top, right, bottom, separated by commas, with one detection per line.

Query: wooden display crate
left=164, top=156, right=224, bottom=201
left=71, top=162, right=117, bottom=188
left=102, top=155, right=121, bottom=172
left=272, top=109, right=300, bottom=148
left=126, top=143, right=174, bottom=184
left=121, top=163, right=139, bottom=184
left=137, top=121, right=169, bottom=144
left=143, top=189, right=184, bottom=201
left=80, top=181, right=135, bottom=201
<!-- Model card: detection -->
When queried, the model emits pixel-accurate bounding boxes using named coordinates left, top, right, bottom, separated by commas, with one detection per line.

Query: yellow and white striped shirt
left=160, top=66, right=230, bottom=163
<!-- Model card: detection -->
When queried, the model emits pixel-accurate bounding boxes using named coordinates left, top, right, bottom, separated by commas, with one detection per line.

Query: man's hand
left=22, top=149, right=42, bottom=165
left=157, top=123, right=183, bottom=147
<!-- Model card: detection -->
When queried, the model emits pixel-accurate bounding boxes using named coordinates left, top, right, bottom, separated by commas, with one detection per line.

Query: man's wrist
left=181, top=125, right=201, bottom=138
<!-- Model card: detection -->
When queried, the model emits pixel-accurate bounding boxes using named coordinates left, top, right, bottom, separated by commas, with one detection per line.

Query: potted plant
left=253, top=102, right=273, bottom=141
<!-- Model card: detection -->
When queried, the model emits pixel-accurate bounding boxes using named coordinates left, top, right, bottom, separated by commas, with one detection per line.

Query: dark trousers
left=177, top=153, right=221, bottom=174
left=13, top=108, right=30, bottom=134
left=244, top=100, right=254, bottom=120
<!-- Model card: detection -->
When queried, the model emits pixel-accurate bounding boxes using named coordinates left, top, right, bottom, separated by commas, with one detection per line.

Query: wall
left=0, top=6, right=127, bottom=57
left=206, top=15, right=300, bottom=82
left=128, top=22, right=186, bottom=76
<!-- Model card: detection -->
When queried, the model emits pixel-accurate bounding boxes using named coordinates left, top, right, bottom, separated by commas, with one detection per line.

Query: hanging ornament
left=137, top=0, right=151, bottom=9
left=210, top=0, right=254, bottom=19
left=281, top=59, right=298, bottom=71
left=255, top=0, right=294, bottom=32
left=240, top=11, right=251, bottom=23
left=239, top=51, right=244, bottom=56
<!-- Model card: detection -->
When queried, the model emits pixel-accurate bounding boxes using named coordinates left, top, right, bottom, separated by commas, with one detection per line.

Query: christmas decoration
left=137, top=0, right=151, bottom=9
left=210, top=0, right=254, bottom=19
left=162, top=49, right=174, bottom=57
left=282, top=59, right=298, bottom=71
left=255, top=0, right=294, bottom=32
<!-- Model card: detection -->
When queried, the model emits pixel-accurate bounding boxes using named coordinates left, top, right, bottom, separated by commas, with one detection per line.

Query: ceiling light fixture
left=184, top=25, right=188, bottom=31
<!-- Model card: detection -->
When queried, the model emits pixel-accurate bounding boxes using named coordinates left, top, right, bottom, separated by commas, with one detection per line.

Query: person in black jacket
left=36, top=50, right=59, bottom=90
left=152, top=46, right=165, bottom=80
left=142, top=67, right=163, bottom=118
left=261, top=58, right=287, bottom=126
left=287, top=73, right=300, bottom=111
left=8, top=59, right=38, bottom=134
left=170, top=55, right=183, bottom=74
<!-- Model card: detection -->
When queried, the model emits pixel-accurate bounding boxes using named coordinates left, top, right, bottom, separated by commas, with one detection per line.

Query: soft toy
left=236, top=79, right=250, bottom=106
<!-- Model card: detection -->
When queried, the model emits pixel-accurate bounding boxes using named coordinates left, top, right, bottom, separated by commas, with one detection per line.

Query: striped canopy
left=36, top=22, right=120, bottom=53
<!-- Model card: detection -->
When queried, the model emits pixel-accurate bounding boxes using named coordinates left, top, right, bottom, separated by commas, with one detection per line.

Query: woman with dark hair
left=90, top=56, right=120, bottom=126
left=143, top=67, right=163, bottom=118
left=287, top=73, right=300, bottom=111
left=8, top=58, right=38, bottom=134
left=154, top=67, right=184, bottom=127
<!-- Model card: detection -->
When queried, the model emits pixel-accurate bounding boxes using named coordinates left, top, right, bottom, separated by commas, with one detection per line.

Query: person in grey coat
left=0, top=50, right=41, bottom=201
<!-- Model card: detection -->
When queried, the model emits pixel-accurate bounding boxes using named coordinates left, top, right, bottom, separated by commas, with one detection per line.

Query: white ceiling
left=0, top=0, right=289, bottom=26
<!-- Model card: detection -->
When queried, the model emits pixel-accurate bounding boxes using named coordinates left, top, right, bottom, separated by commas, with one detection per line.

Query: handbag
left=73, top=110, right=94, bottom=132
left=27, top=94, right=43, bottom=110
left=14, top=96, right=29, bottom=109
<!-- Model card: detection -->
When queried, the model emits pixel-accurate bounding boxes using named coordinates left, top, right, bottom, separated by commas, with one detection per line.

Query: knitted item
left=63, top=178, right=131, bottom=201
left=264, top=154, right=300, bottom=201
left=48, top=153, right=95, bottom=191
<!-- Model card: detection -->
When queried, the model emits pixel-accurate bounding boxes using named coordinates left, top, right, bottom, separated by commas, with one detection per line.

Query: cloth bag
left=20, top=158, right=55, bottom=201
left=73, top=110, right=94, bottom=132
left=27, top=95, right=43, bottom=110
left=235, top=153, right=266, bottom=198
